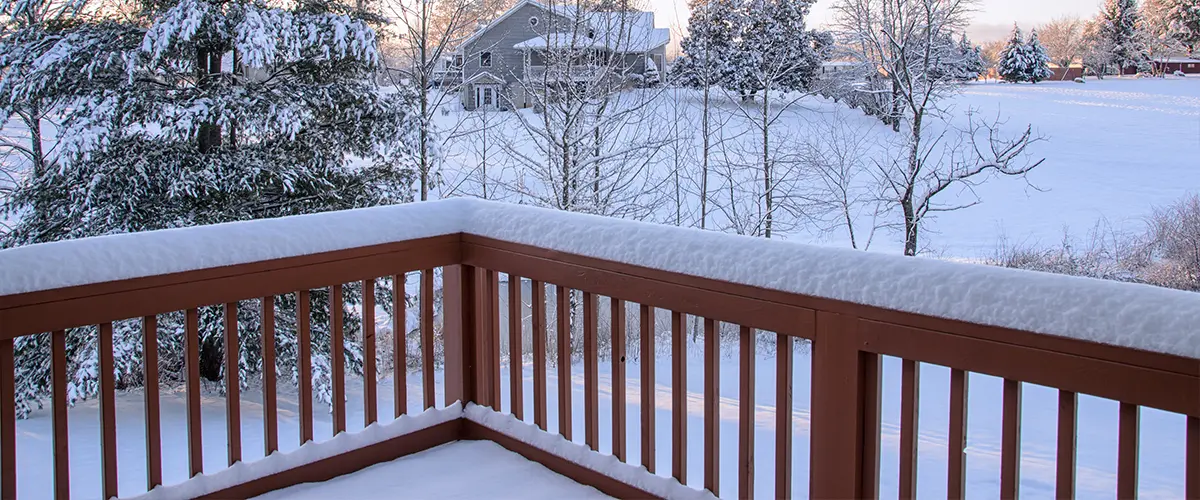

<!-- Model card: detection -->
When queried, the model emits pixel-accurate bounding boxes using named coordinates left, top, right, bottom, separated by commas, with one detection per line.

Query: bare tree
left=502, top=0, right=671, bottom=219
left=383, top=0, right=499, bottom=200
left=1038, top=16, right=1085, bottom=75
left=834, top=0, right=1046, bottom=255
left=797, top=113, right=882, bottom=249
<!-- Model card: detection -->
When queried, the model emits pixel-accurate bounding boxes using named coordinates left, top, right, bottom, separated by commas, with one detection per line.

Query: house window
left=1190, top=64, right=1196, bottom=69
left=453, top=54, right=463, bottom=67
left=587, top=29, right=595, bottom=39
left=480, top=51, right=492, bottom=67
left=529, top=16, right=538, bottom=27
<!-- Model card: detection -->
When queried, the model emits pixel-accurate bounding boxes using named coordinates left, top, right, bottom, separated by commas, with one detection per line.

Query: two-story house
left=456, top=0, right=669, bottom=111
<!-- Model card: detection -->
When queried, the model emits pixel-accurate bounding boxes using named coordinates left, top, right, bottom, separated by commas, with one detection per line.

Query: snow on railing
left=3, top=197, right=1198, bottom=358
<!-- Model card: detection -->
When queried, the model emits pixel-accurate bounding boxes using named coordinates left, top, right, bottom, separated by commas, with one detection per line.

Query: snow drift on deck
left=2, top=197, right=1198, bottom=359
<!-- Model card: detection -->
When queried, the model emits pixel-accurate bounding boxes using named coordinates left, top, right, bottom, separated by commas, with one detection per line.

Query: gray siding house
left=456, top=0, right=669, bottom=111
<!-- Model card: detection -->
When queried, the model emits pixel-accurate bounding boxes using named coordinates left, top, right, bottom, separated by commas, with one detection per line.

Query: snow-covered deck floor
left=250, top=440, right=611, bottom=499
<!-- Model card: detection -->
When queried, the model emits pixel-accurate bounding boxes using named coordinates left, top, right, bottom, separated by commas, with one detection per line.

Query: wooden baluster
left=363, top=279, right=377, bottom=426
left=99, top=322, right=117, bottom=498
left=262, top=298, right=278, bottom=455
left=948, top=369, right=969, bottom=500
left=1056, top=390, right=1076, bottom=500
left=776, top=332, right=793, bottom=499
left=143, top=318, right=162, bottom=489
left=900, top=359, right=920, bottom=499
left=640, top=304, right=655, bottom=474
left=490, top=270, right=502, bottom=409
left=532, top=280, right=547, bottom=430
left=704, top=318, right=719, bottom=494
left=54, top=330, right=72, bottom=497
left=583, top=292, right=598, bottom=450
left=1118, top=403, right=1139, bottom=499
left=1187, top=416, right=1198, bottom=500
left=1, top=338, right=15, bottom=500
left=298, top=292, right=313, bottom=444
left=186, top=309, right=204, bottom=476
left=421, top=269, right=435, bottom=409
left=1001, top=379, right=1022, bottom=500
left=225, top=302, right=241, bottom=466
left=509, top=275, right=524, bottom=420
left=393, top=274, right=407, bottom=418
left=556, top=285, right=572, bottom=440
left=611, top=298, right=627, bottom=462
left=332, top=285, right=346, bottom=434
left=672, top=311, right=686, bottom=484
left=738, top=326, right=755, bottom=500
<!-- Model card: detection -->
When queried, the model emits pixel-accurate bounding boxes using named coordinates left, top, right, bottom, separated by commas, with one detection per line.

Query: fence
left=0, top=199, right=1196, bottom=499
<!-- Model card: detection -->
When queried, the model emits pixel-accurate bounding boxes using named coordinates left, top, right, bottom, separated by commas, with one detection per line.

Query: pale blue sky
left=653, top=0, right=1107, bottom=42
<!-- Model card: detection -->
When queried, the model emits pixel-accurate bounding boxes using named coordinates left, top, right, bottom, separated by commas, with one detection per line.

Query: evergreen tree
left=0, top=0, right=422, bottom=416
left=1168, top=0, right=1200, bottom=54
left=1099, top=0, right=1150, bottom=72
left=1027, top=29, right=1055, bottom=82
left=953, top=33, right=986, bottom=81
left=671, top=0, right=736, bottom=88
left=999, top=24, right=1030, bottom=82
left=723, top=0, right=826, bottom=97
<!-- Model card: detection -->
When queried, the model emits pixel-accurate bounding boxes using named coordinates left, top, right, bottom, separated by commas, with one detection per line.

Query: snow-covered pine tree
left=999, top=24, right=1031, bottom=82
left=672, top=0, right=736, bottom=88
left=953, top=33, right=986, bottom=81
left=1026, top=29, right=1054, bottom=82
left=1168, top=0, right=1200, bottom=54
left=0, top=0, right=422, bottom=416
left=1099, top=0, right=1150, bottom=73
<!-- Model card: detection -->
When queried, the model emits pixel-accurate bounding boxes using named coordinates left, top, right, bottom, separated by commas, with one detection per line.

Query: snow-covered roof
left=2, top=198, right=1198, bottom=359
left=464, top=71, right=505, bottom=84
left=1161, top=56, right=1200, bottom=63
left=462, top=0, right=667, bottom=53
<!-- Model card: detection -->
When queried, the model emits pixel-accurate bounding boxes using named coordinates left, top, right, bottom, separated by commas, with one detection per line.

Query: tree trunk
left=903, top=112, right=924, bottom=256
left=700, top=84, right=709, bottom=230
left=196, top=49, right=223, bottom=153
left=762, top=90, right=772, bottom=239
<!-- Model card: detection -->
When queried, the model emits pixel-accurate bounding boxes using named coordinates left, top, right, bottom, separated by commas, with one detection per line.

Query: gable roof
left=464, top=71, right=506, bottom=85
left=459, top=0, right=668, bottom=53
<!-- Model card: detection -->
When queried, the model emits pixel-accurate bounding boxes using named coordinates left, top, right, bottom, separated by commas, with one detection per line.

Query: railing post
left=444, top=264, right=481, bottom=407
left=810, top=311, right=880, bottom=500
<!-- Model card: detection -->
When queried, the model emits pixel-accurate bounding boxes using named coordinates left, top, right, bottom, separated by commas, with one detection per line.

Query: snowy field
left=435, top=77, right=1200, bottom=257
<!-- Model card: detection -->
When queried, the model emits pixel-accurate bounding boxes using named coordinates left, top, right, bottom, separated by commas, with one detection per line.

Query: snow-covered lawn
left=12, top=343, right=1188, bottom=499
left=435, top=77, right=1200, bottom=257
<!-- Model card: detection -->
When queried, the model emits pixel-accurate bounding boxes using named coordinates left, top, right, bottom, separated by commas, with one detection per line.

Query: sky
left=651, top=0, right=1108, bottom=42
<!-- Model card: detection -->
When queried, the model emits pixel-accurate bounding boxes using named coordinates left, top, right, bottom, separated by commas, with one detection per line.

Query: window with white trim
left=480, top=51, right=492, bottom=67
left=529, top=16, right=538, bottom=27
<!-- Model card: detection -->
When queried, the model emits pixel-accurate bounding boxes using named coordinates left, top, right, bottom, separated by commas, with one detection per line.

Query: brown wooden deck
left=0, top=225, right=1197, bottom=499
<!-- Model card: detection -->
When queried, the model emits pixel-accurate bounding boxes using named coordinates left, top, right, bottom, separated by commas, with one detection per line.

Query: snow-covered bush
left=1175, top=70, right=1188, bottom=77
left=1074, top=77, right=1087, bottom=83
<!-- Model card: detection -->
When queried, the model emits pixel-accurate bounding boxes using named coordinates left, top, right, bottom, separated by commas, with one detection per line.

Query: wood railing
left=0, top=212, right=1198, bottom=499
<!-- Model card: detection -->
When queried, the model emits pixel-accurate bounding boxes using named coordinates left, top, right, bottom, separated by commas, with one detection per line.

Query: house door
left=474, top=85, right=499, bottom=110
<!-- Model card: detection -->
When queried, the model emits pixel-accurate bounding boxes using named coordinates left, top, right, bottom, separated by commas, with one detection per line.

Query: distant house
left=455, top=0, right=669, bottom=111
left=431, top=54, right=465, bottom=88
left=1154, top=56, right=1200, bottom=75
left=1047, top=62, right=1084, bottom=81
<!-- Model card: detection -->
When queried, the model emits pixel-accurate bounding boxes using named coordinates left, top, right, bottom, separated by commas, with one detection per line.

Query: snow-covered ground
left=11, top=342, right=1188, bottom=499
left=434, top=77, right=1200, bottom=257
left=252, top=440, right=609, bottom=500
